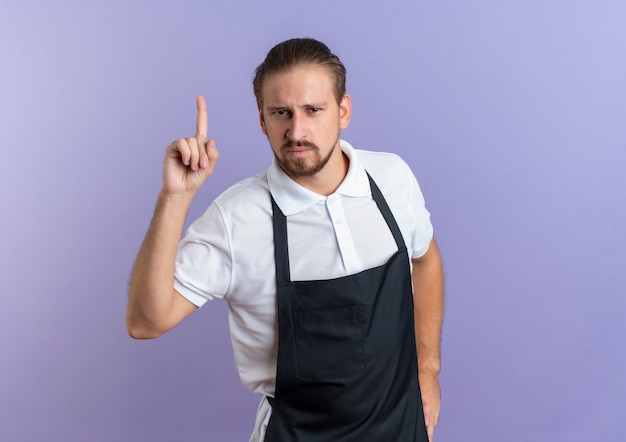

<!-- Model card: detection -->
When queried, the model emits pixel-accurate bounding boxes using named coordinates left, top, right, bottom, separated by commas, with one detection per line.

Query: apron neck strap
left=366, top=173, right=406, bottom=251
left=271, top=196, right=291, bottom=283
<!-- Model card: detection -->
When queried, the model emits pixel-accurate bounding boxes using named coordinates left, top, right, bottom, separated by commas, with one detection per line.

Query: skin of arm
left=126, top=96, right=219, bottom=339
left=412, top=238, right=444, bottom=441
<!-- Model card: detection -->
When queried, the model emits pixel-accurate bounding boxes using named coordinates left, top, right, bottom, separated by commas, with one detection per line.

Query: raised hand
left=162, top=95, right=219, bottom=195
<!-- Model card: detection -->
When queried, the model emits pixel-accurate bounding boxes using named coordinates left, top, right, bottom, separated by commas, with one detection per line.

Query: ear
left=339, top=94, right=352, bottom=130
left=258, top=105, right=267, bottom=135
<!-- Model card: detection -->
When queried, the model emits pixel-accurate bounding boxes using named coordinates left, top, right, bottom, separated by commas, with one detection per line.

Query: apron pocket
left=293, top=304, right=366, bottom=381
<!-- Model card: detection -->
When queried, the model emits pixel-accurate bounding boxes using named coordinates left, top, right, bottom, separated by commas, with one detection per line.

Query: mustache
left=282, top=140, right=319, bottom=150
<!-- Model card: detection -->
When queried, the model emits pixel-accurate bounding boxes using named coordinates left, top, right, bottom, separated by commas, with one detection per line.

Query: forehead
left=261, top=64, right=335, bottom=105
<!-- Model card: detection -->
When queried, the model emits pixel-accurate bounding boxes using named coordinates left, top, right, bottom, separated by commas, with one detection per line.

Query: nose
left=286, top=112, right=307, bottom=141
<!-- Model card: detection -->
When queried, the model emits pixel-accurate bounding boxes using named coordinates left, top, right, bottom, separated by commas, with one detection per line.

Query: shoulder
left=354, top=148, right=405, bottom=164
left=213, top=170, right=272, bottom=214
left=185, top=169, right=274, bottom=259
left=355, top=148, right=413, bottom=173
left=214, top=170, right=269, bottom=206
left=354, top=149, right=417, bottom=190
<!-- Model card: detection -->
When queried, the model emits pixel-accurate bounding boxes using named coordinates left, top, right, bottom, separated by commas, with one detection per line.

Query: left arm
left=412, top=237, right=444, bottom=441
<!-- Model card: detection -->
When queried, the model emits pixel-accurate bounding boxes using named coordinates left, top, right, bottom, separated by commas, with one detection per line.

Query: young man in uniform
left=127, top=38, right=444, bottom=441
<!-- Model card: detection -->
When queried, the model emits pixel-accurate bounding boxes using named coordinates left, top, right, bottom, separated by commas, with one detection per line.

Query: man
left=127, top=38, right=443, bottom=441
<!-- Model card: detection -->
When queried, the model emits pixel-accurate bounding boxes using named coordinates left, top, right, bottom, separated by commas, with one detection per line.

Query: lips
left=285, top=147, right=312, bottom=157
left=282, top=141, right=318, bottom=151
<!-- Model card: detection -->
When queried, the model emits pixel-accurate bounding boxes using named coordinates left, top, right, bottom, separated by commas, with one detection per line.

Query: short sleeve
left=408, top=168, right=434, bottom=259
left=174, top=203, right=233, bottom=307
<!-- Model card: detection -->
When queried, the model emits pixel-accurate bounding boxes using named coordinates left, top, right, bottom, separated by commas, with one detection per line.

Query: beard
left=275, top=138, right=338, bottom=178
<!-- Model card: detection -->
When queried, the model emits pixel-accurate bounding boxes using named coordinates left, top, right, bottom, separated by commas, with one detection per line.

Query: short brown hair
left=253, top=38, right=347, bottom=106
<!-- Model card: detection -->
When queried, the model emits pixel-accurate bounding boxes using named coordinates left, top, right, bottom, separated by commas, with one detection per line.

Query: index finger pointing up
left=196, top=95, right=208, bottom=142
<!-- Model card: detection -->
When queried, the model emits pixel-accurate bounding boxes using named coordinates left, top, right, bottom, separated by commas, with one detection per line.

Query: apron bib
left=265, top=174, right=428, bottom=441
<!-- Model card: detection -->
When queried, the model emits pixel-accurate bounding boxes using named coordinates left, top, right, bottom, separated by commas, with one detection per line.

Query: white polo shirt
left=174, top=139, right=433, bottom=440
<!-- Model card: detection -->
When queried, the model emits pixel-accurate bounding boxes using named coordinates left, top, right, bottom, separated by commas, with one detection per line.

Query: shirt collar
left=267, top=139, right=371, bottom=216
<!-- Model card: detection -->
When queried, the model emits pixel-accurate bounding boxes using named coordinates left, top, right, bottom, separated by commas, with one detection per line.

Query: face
left=258, top=64, right=351, bottom=181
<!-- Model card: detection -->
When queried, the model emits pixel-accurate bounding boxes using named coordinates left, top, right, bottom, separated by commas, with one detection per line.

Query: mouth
left=284, top=148, right=312, bottom=157
left=283, top=141, right=317, bottom=154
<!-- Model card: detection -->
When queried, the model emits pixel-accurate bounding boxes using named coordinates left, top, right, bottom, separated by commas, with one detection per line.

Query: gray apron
left=265, top=173, right=428, bottom=441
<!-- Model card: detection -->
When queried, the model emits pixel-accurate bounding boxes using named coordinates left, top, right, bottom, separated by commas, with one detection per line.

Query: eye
left=274, top=109, right=290, bottom=117
left=308, top=107, right=321, bottom=113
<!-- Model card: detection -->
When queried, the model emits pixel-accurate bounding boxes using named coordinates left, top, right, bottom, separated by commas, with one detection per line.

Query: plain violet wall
left=2, top=1, right=625, bottom=441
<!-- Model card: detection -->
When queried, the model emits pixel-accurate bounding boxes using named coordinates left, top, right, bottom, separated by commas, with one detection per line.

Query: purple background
left=2, top=1, right=625, bottom=440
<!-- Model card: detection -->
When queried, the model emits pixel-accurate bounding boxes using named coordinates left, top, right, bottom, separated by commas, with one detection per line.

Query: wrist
left=418, top=370, right=440, bottom=392
left=158, top=189, right=195, bottom=206
left=155, top=191, right=195, bottom=220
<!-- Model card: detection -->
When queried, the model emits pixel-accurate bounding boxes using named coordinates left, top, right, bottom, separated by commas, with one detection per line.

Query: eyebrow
left=265, top=102, right=327, bottom=111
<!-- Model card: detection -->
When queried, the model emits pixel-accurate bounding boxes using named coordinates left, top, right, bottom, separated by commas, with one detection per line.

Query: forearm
left=127, top=191, right=194, bottom=338
left=412, top=239, right=444, bottom=439
left=412, top=239, right=444, bottom=376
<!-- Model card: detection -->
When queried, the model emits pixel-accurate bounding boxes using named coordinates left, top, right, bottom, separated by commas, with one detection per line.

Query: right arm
left=126, top=96, right=219, bottom=339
